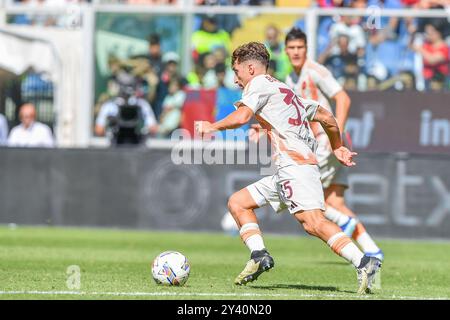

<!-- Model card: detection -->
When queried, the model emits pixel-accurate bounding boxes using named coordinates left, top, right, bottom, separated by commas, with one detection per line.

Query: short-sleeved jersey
left=285, top=59, right=342, bottom=160
left=234, top=74, right=320, bottom=168
left=285, top=59, right=342, bottom=113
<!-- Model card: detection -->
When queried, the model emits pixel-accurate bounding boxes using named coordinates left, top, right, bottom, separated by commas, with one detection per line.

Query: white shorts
left=247, top=164, right=325, bottom=215
left=318, top=153, right=349, bottom=189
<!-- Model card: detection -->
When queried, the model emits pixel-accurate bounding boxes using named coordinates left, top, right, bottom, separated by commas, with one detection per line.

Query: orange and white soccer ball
left=151, top=251, right=190, bottom=286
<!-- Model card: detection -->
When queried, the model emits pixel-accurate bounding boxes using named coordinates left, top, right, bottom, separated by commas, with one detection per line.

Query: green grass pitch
left=1, top=225, right=449, bottom=300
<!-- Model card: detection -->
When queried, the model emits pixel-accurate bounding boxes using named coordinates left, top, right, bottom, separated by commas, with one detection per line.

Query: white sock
left=244, top=234, right=266, bottom=252
left=340, top=243, right=365, bottom=268
left=324, top=206, right=350, bottom=227
left=240, top=223, right=266, bottom=252
left=356, top=232, right=380, bottom=253
left=327, top=232, right=364, bottom=268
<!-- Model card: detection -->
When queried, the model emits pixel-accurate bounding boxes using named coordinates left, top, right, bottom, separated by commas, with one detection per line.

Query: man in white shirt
left=7, top=103, right=55, bottom=148
left=196, top=42, right=381, bottom=294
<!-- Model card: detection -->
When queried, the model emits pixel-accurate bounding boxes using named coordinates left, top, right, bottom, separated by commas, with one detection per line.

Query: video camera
left=107, top=72, right=145, bottom=146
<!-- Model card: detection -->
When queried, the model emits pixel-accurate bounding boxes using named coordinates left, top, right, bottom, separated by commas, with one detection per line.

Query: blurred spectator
left=407, top=0, right=449, bottom=8
left=108, top=35, right=163, bottom=113
left=129, top=34, right=163, bottom=100
left=156, top=78, right=186, bottom=138
left=211, top=47, right=236, bottom=88
left=411, top=22, right=449, bottom=91
left=200, top=53, right=219, bottom=88
left=7, top=103, right=55, bottom=148
left=145, top=34, right=163, bottom=76
left=318, top=34, right=360, bottom=90
left=317, top=0, right=347, bottom=6
left=139, top=61, right=160, bottom=109
left=126, top=54, right=161, bottom=111
left=154, top=52, right=188, bottom=119
left=264, top=24, right=291, bottom=81
left=364, top=1, right=421, bottom=88
left=215, top=63, right=228, bottom=88
left=211, top=47, right=228, bottom=66
left=328, top=15, right=366, bottom=60
left=0, top=113, right=8, bottom=146
left=97, top=56, right=157, bottom=110
left=192, top=16, right=232, bottom=62
left=187, top=49, right=236, bottom=89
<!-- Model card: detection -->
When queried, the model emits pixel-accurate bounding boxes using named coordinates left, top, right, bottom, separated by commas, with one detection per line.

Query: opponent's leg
left=324, top=205, right=358, bottom=237
left=228, top=188, right=274, bottom=285
left=325, top=184, right=384, bottom=260
left=294, top=209, right=382, bottom=294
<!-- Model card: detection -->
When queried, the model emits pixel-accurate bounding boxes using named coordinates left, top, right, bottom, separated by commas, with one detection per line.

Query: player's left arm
left=314, top=64, right=351, bottom=134
left=332, top=90, right=351, bottom=135
left=311, top=105, right=357, bottom=167
left=195, top=105, right=253, bottom=135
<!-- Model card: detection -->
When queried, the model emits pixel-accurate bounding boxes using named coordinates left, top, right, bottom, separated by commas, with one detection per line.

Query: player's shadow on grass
left=250, top=283, right=354, bottom=294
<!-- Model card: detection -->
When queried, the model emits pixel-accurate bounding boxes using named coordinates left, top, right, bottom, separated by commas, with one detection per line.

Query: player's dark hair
left=231, top=42, right=270, bottom=69
left=285, top=27, right=307, bottom=46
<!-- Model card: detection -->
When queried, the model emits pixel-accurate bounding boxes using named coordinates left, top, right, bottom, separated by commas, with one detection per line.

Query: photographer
left=95, top=74, right=158, bottom=146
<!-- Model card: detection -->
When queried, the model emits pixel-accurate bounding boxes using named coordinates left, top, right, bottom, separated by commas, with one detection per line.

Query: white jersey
left=234, top=74, right=320, bottom=168
left=7, top=121, right=55, bottom=148
left=285, top=59, right=342, bottom=161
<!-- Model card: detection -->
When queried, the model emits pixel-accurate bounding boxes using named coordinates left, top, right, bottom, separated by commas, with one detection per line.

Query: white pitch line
left=0, top=291, right=448, bottom=300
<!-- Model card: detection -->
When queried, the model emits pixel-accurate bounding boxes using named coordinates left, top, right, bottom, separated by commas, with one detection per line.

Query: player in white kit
left=195, top=42, right=381, bottom=294
left=284, top=28, right=383, bottom=261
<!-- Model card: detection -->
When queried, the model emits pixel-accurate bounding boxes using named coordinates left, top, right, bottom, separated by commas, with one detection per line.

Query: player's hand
left=333, top=146, right=357, bottom=167
left=195, top=121, right=214, bottom=137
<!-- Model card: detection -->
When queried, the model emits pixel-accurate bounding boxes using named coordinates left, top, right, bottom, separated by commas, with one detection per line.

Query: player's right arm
left=195, top=105, right=254, bottom=136
left=311, top=105, right=356, bottom=167
left=197, top=76, right=267, bottom=136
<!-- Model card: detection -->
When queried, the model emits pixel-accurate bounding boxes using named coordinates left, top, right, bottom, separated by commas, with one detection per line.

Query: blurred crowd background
left=0, top=0, right=449, bottom=146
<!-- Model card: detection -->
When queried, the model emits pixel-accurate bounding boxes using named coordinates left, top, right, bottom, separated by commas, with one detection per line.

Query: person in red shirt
left=412, top=22, right=449, bottom=91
